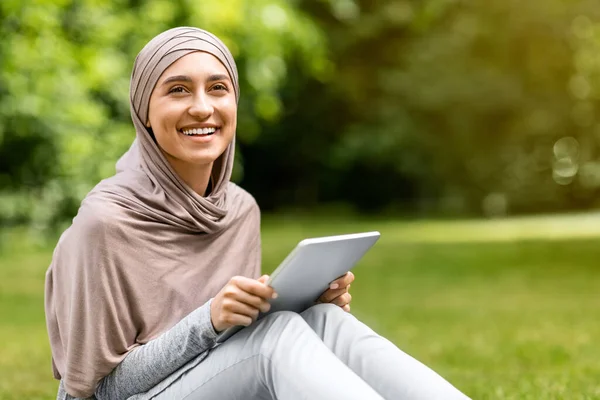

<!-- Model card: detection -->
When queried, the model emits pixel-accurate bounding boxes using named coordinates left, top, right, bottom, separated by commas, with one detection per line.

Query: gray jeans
left=151, top=304, right=470, bottom=400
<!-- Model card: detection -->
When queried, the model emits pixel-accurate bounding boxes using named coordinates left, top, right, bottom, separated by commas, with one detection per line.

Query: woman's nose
left=188, top=93, right=213, bottom=119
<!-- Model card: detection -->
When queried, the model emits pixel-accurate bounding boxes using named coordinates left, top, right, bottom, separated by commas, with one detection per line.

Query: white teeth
left=181, top=127, right=217, bottom=136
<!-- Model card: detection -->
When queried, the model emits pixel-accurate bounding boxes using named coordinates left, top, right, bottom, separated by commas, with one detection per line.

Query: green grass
left=1, top=216, right=600, bottom=399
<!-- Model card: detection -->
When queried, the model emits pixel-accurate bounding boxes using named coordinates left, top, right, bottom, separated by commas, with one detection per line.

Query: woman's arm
left=92, top=271, right=274, bottom=399
left=94, top=299, right=218, bottom=399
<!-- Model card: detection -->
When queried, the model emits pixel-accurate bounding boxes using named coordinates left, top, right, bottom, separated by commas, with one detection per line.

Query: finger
left=329, top=271, right=355, bottom=290
left=318, top=286, right=348, bottom=303
left=232, top=276, right=277, bottom=300
left=342, top=304, right=351, bottom=312
left=226, top=287, right=271, bottom=313
left=257, top=274, right=269, bottom=284
left=223, top=298, right=261, bottom=320
left=221, top=312, right=254, bottom=328
left=331, top=292, right=352, bottom=307
left=319, top=285, right=350, bottom=303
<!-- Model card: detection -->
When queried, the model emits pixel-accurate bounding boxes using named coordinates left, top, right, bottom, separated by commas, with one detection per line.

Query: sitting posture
left=44, top=27, right=470, bottom=400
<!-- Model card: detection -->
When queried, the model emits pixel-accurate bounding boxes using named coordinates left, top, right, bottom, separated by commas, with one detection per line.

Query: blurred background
left=1, top=0, right=599, bottom=399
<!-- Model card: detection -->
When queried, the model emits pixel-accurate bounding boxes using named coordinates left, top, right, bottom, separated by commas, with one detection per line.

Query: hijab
left=44, top=27, right=261, bottom=398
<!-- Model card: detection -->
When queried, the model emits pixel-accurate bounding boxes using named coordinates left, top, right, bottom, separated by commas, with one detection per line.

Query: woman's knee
left=302, top=303, right=345, bottom=323
left=299, top=303, right=353, bottom=341
left=250, top=311, right=315, bottom=357
left=310, top=303, right=344, bottom=315
left=259, top=311, right=309, bottom=338
left=262, top=310, right=302, bottom=325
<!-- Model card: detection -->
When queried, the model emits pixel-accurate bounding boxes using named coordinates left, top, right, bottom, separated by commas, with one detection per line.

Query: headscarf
left=44, top=27, right=261, bottom=398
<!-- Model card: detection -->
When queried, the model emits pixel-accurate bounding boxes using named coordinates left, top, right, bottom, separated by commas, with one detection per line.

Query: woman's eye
left=212, top=83, right=228, bottom=92
left=168, top=86, right=186, bottom=94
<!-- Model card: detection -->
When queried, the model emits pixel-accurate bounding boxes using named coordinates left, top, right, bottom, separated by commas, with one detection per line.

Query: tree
left=255, top=0, right=600, bottom=215
left=0, top=0, right=328, bottom=231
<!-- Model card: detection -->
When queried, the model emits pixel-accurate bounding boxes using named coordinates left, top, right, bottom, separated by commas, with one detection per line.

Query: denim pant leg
left=152, top=310, right=384, bottom=400
left=300, top=304, right=471, bottom=400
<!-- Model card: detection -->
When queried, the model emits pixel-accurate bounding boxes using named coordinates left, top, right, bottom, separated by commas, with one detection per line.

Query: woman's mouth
left=179, top=127, right=220, bottom=142
left=180, top=127, right=218, bottom=136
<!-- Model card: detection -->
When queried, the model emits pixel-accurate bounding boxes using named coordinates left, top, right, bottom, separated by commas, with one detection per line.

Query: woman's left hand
left=317, top=271, right=355, bottom=312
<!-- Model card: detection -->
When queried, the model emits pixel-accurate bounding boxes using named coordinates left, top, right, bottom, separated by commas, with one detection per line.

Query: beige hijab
left=44, top=27, right=261, bottom=398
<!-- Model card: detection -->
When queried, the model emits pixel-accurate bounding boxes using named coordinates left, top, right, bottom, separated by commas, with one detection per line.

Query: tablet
left=216, top=231, right=380, bottom=342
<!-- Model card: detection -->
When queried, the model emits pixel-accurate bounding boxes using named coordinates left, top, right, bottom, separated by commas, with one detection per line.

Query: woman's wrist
left=208, top=298, right=223, bottom=334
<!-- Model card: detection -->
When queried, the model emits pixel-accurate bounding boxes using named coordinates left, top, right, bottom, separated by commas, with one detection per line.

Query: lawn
left=1, top=214, right=599, bottom=399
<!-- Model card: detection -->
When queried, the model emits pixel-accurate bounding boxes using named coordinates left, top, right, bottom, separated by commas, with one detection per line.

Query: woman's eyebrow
left=207, top=74, right=231, bottom=83
left=161, top=75, right=192, bottom=86
left=161, top=74, right=230, bottom=86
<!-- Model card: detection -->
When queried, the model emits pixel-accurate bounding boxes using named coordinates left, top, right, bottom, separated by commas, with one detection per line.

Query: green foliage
left=2, top=0, right=600, bottom=231
left=290, top=0, right=600, bottom=215
left=0, top=0, right=327, bottom=231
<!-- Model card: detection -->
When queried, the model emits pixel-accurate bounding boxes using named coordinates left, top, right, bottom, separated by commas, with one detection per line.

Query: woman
left=45, top=27, right=470, bottom=400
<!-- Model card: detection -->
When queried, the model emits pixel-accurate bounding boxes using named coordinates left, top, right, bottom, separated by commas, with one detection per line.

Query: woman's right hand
left=210, top=275, right=278, bottom=333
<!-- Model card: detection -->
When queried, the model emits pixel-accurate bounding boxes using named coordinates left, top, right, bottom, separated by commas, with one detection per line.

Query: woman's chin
left=186, top=150, right=227, bottom=166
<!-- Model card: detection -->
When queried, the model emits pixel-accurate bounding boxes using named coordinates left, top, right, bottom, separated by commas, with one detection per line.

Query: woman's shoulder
left=94, top=168, right=151, bottom=197
left=227, top=182, right=260, bottom=215
left=70, top=171, right=149, bottom=233
left=66, top=176, right=260, bottom=237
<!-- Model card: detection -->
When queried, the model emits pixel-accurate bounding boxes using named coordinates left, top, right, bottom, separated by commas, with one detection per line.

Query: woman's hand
left=317, top=271, right=355, bottom=312
left=210, top=275, right=277, bottom=333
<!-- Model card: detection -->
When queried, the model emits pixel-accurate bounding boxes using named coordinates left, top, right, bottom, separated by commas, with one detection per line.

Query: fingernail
left=330, top=283, right=339, bottom=289
left=272, top=292, right=278, bottom=299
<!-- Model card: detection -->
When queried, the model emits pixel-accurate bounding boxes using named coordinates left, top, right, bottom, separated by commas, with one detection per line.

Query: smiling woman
left=44, top=27, right=470, bottom=400
left=146, top=53, right=237, bottom=196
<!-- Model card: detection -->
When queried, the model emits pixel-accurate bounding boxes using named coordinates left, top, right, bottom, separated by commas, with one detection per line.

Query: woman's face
left=147, top=51, right=237, bottom=173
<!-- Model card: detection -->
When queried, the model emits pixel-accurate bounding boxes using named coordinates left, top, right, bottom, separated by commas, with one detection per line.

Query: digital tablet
left=216, top=231, right=380, bottom=343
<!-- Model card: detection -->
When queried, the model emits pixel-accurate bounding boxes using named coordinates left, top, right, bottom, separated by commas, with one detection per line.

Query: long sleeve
left=95, top=299, right=218, bottom=399
left=50, top=188, right=262, bottom=400
left=57, top=299, right=218, bottom=400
